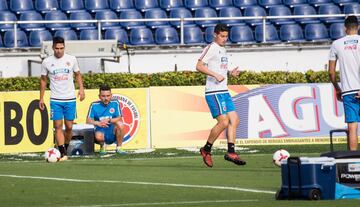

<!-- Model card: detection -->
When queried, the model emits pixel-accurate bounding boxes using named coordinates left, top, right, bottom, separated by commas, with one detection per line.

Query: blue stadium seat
left=204, top=26, right=214, bottom=43
left=35, top=0, right=59, bottom=13
left=254, top=24, right=280, bottom=42
left=283, top=0, right=307, bottom=7
left=80, top=29, right=99, bottom=40
left=70, top=10, right=96, bottom=30
left=110, top=0, right=134, bottom=12
left=45, top=11, right=69, bottom=31
left=194, top=7, right=218, bottom=27
left=293, top=4, right=320, bottom=24
left=54, top=29, right=78, bottom=40
left=120, top=9, right=145, bottom=29
left=60, top=0, right=84, bottom=13
left=19, top=11, right=44, bottom=31
left=269, top=5, right=295, bottom=25
left=0, top=34, right=3, bottom=47
left=85, top=0, right=109, bottom=13
left=308, top=0, right=332, bottom=7
left=145, top=8, right=169, bottom=29
left=169, top=8, right=195, bottom=28
left=243, top=6, right=267, bottom=26
left=329, top=22, right=345, bottom=40
left=318, top=4, right=343, bottom=24
left=344, top=3, right=360, bottom=14
left=230, top=25, right=255, bottom=43
left=95, top=10, right=121, bottom=30
left=104, top=28, right=129, bottom=44
left=29, top=30, right=52, bottom=47
left=279, top=23, right=305, bottom=42
left=160, top=0, right=183, bottom=11
left=4, top=30, right=29, bottom=47
left=135, top=0, right=159, bottom=12
left=219, top=7, right=244, bottom=26
left=183, top=26, right=204, bottom=44
left=233, top=0, right=257, bottom=9
left=258, top=0, right=282, bottom=8
left=155, top=26, right=180, bottom=45
left=304, top=23, right=329, bottom=41
left=10, top=0, right=34, bottom=14
left=0, top=11, right=17, bottom=31
left=0, top=0, right=8, bottom=11
left=331, top=0, right=356, bottom=6
left=130, top=27, right=155, bottom=45
left=184, top=0, right=208, bottom=11
left=209, top=0, right=233, bottom=10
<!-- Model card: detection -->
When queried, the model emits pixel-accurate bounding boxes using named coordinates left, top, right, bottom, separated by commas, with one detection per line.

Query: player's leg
left=114, top=121, right=126, bottom=154
left=94, top=130, right=106, bottom=154
left=348, top=122, right=358, bottom=151
left=50, top=100, right=67, bottom=159
left=63, top=101, right=76, bottom=150
left=64, top=120, right=73, bottom=150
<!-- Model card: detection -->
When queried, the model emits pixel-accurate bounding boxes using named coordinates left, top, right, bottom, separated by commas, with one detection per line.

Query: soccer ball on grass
left=45, top=148, right=61, bottom=163
left=272, top=149, right=290, bottom=167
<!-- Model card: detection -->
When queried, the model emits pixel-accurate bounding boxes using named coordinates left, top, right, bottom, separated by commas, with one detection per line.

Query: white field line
left=0, top=174, right=275, bottom=194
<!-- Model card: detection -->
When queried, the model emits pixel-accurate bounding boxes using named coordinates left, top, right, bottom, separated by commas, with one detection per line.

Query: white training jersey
left=41, top=53, right=80, bottom=100
left=199, top=42, right=229, bottom=94
left=329, top=34, right=360, bottom=96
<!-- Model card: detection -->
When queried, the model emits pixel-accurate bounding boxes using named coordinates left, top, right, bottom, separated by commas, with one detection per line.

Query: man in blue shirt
left=87, top=85, right=126, bottom=155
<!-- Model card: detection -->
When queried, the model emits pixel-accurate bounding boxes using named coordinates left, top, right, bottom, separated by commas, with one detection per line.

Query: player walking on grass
left=196, top=23, right=246, bottom=167
left=86, top=85, right=126, bottom=155
left=329, top=15, right=360, bottom=151
left=39, top=36, right=85, bottom=161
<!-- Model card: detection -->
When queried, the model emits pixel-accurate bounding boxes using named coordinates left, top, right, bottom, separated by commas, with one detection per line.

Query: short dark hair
left=345, top=15, right=358, bottom=30
left=214, top=23, right=229, bottom=34
left=53, top=36, right=64, bottom=46
left=99, top=84, right=111, bottom=93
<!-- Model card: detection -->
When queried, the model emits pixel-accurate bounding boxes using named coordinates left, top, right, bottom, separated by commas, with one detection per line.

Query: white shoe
left=59, top=155, right=68, bottom=161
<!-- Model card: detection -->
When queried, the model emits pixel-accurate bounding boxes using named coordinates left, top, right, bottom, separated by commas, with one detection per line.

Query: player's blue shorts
left=50, top=100, right=76, bottom=121
left=343, top=94, right=360, bottom=123
left=95, top=125, right=116, bottom=144
left=205, top=92, right=235, bottom=118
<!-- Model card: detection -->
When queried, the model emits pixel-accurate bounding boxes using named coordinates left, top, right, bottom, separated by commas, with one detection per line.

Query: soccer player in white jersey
left=196, top=23, right=246, bottom=167
left=39, top=36, right=85, bottom=160
left=329, top=15, right=360, bottom=151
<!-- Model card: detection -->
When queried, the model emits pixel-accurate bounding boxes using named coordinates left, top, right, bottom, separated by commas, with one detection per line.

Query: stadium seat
left=194, top=7, right=218, bottom=27
left=283, top=0, right=307, bottom=7
left=209, top=0, right=233, bottom=10
left=318, top=4, right=343, bottom=24
left=95, top=10, right=121, bottom=30
left=54, top=29, right=78, bottom=40
left=184, top=0, right=208, bottom=11
left=145, top=8, right=169, bottom=29
left=85, top=0, right=109, bottom=13
left=45, top=11, right=70, bottom=31
left=4, top=30, right=29, bottom=47
left=279, top=23, right=305, bottom=42
left=35, top=0, right=59, bottom=13
left=0, top=0, right=8, bottom=11
left=219, top=7, right=244, bottom=26
left=304, top=23, right=330, bottom=41
left=204, top=26, right=214, bottom=43
left=135, top=0, right=159, bottom=12
left=329, top=22, right=345, bottom=40
left=160, top=0, right=183, bottom=11
left=155, top=26, right=180, bottom=45
left=169, top=8, right=195, bottom=28
left=331, top=0, right=356, bottom=6
left=10, top=0, right=34, bottom=14
left=254, top=24, right=280, bottom=42
left=183, top=26, right=204, bottom=44
left=230, top=25, right=255, bottom=43
left=0, top=34, right=3, bottom=47
left=70, top=10, right=96, bottom=30
left=19, top=11, right=44, bottom=31
left=258, top=0, right=282, bottom=8
left=308, top=0, right=332, bottom=7
left=29, top=29, right=52, bottom=47
left=80, top=29, right=99, bottom=40
left=110, top=0, right=134, bottom=12
left=233, top=0, right=257, bottom=9
left=130, top=27, right=155, bottom=45
left=269, top=5, right=295, bottom=25
left=119, top=9, right=145, bottom=29
left=344, top=3, right=360, bottom=14
left=243, top=6, right=267, bottom=26
left=104, top=28, right=129, bottom=44
left=293, top=4, right=320, bottom=24
left=0, top=11, right=17, bottom=31
left=60, top=0, right=84, bottom=13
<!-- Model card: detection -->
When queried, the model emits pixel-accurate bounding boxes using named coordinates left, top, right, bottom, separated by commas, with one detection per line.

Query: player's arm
left=39, top=75, right=47, bottom=110
left=328, top=60, right=342, bottom=101
left=196, top=60, right=224, bottom=82
left=229, top=66, right=240, bottom=77
left=74, top=71, right=85, bottom=101
left=86, top=117, right=109, bottom=128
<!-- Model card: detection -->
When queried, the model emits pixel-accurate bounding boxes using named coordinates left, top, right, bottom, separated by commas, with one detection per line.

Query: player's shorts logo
left=112, top=94, right=140, bottom=144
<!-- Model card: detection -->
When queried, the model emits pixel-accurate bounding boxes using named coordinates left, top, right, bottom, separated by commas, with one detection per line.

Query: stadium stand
left=29, top=29, right=52, bottom=47
left=95, top=10, right=120, bottom=30
left=10, top=0, right=34, bottom=14
left=35, top=0, right=58, bottom=13
left=155, top=26, right=180, bottom=44
left=0, top=11, right=17, bottom=31
left=233, top=0, right=257, bottom=9
left=279, top=23, right=305, bottom=42
left=19, top=11, right=44, bottom=31
left=230, top=25, right=255, bottom=43
left=119, top=9, right=145, bottom=29
left=144, top=8, right=169, bottom=29
left=104, top=28, right=129, bottom=44
left=0, top=0, right=8, bottom=11
left=329, top=22, right=345, bottom=40
left=85, top=0, right=109, bottom=13
left=0, top=34, right=3, bottom=47
left=344, top=3, right=360, bottom=14
left=45, top=10, right=69, bottom=31
left=308, top=0, right=332, bottom=7
left=268, top=5, right=295, bottom=25
left=283, top=0, right=307, bottom=8
left=332, top=0, right=357, bottom=6
left=160, top=0, right=183, bottom=11
left=135, top=0, right=159, bottom=12
left=304, top=23, right=330, bottom=41
left=4, top=30, right=28, bottom=47
left=258, top=0, right=282, bottom=8
left=184, top=0, right=208, bottom=11
left=79, top=29, right=99, bottom=40
left=204, top=26, right=214, bottom=43
left=60, top=0, right=84, bottom=13
left=54, top=29, right=78, bottom=40
left=183, top=25, right=204, bottom=44
left=130, top=27, right=154, bottom=45
left=209, top=0, right=233, bottom=10
left=254, top=24, right=280, bottom=42
left=109, top=0, right=134, bottom=12
left=194, top=7, right=218, bottom=27
left=219, top=6, right=244, bottom=26
left=243, top=6, right=267, bottom=26
left=70, top=10, right=96, bottom=30
left=169, top=7, right=195, bottom=27
left=318, top=3, right=343, bottom=24
left=293, top=4, right=320, bottom=24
